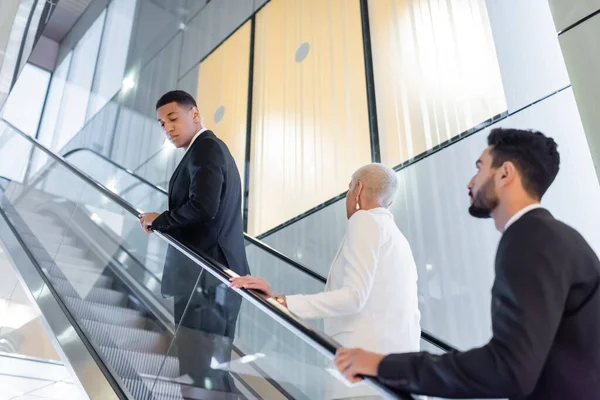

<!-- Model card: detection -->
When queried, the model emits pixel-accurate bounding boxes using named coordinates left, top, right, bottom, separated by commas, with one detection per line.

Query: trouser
left=173, top=273, right=242, bottom=395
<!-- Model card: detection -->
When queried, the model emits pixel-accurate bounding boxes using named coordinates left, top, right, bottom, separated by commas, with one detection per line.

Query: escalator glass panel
left=0, top=123, right=407, bottom=399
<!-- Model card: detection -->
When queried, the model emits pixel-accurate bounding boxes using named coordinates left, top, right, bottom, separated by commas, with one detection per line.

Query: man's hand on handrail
left=335, top=348, right=385, bottom=383
left=138, top=212, right=160, bottom=233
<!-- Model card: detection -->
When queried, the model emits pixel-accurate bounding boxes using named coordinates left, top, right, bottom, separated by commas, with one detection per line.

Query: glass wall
left=37, top=52, right=72, bottom=148
left=51, top=11, right=105, bottom=151
left=1, top=63, right=50, bottom=136
left=368, top=0, right=506, bottom=166
left=27, top=0, right=510, bottom=238
left=86, top=0, right=137, bottom=119
left=9, top=0, right=592, bottom=357
left=35, top=0, right=137, bottom=155
left=196, top=20, right=251, bottom=189
left=0, top=63, right=50, bottom=183
left=0, top=0, right=48, bottom=108
left=248, top=0, right=371, bottom=235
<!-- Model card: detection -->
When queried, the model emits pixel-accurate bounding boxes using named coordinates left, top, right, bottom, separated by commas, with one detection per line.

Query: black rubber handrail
left=3, top=120, right=414, bottom=400
left=62, top=147, right=458, bottom=354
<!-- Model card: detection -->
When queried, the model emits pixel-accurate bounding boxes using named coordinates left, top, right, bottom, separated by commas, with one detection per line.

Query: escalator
left=0, top=120, right=448, bottom=399
left=58, top=143, right=454, bottom=356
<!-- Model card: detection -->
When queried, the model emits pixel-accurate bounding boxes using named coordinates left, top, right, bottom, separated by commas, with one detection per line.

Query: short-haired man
left=335, top=128, right=600, bottom=399
left=139, top=90, right=250, bottom=395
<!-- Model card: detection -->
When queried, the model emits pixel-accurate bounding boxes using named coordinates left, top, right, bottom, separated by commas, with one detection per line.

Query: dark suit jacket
left=152, top=130, right=250, bottom=297
left=378, top=209, right=600, bottom=399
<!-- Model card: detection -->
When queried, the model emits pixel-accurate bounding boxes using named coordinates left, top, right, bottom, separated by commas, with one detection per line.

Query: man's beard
left=468, top=177, right=498, bottom=219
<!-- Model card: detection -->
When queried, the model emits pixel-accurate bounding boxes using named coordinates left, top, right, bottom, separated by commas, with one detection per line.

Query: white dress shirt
left=286, top=208, right=421, bottom=354
left=286, top=208, right=421, bottom=398
left=185, top=127, right=208, bottom=152
left=503, top=203, right=543, bottom=232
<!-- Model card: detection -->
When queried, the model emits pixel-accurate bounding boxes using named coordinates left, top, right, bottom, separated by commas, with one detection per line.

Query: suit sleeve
left=376, top=225, right=570, bottom=398
left=286, top=211, right=382, bottom=319
left=152, top=139, right=225, bottom=231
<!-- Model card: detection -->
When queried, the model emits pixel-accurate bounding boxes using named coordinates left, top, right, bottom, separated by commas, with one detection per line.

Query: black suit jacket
left=152, top=130, right=250, bottom=297
left=378, top=209, right=600, bottom=399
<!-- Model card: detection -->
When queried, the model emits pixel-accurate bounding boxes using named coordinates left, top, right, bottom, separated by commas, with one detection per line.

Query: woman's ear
left=355, top=180, right=364, bottom=198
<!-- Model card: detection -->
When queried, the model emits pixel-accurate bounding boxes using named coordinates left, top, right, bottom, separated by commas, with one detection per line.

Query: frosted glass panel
left=196, top=21, right=251, bottom=195
left=38, top=52, right=71, bottom=148
left=52, top=11, right=105, bottom=151
left=249, top=0, right=371, bottom=236
left=87, top=0, right=137, bottom=119
left=369, top=0, right=507, bottom=166
left=1, top=63, right=50, bottom=136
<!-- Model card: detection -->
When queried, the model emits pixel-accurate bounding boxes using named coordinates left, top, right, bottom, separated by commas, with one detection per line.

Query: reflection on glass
left=369, top=0, right=507, bottom=166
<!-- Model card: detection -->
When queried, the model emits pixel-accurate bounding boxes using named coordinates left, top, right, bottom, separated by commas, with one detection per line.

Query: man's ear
left=498, top=161, right=517, bottom=187
left=192, top=106, right=200, bottom=123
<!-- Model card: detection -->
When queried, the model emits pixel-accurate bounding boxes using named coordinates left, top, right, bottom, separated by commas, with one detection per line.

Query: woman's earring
left=355, top=199, right=360, bottom=211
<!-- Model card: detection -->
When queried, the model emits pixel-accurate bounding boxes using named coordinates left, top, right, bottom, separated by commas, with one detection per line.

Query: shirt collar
left=185, top=128, right=207, bottom=152
left=503, top=203, right=543, bottom=232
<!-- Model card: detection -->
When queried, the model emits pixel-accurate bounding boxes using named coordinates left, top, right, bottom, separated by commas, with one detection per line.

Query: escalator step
left=49, top=278, right=127, bottom=306
left=54, top=255, right=100, bottom=270
left=120, top=377, right=183, bottom=400
left=18, top=211, right=54, bottom=224
left=64, top=297, right=148, bottom=329
left=80, top=319, right=170, bottom=354
left=46, top=271, right=113, bottom=299
left=27, top=241, right=87, bottom=259
left=146, top=380, right=186, bottom=399
left=100, top=346, right=179, bottom=379
left=45, top=265, right=113, bottom=289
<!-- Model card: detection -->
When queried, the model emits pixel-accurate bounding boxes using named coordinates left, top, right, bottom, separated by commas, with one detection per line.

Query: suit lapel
left=167, top=130, right=216, bottom=197
left=168, top=154, right=186, bottom=196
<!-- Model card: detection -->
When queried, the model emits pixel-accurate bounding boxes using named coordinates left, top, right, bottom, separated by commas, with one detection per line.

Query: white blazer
left=286, top=208, right=421, bottom=355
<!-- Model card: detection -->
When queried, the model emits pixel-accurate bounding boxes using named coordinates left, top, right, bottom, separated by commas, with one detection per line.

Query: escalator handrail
left=3, top=120, right=414, bottom=400
left=62, top=147, right=458, bottom=354
left=62, top=147, right=329, bottom=283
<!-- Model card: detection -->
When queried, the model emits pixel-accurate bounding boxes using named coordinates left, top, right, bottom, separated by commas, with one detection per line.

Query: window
left=87, top=0, right=137, bottom=119
left=1, top=63, right=50, bottom=136
left=52, top=11, right=105, bottom=151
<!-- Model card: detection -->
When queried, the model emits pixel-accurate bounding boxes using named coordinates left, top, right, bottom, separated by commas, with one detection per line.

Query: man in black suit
left=139, top=90, right=250, bottom=396
left=334, top=128, right=600, bottom=399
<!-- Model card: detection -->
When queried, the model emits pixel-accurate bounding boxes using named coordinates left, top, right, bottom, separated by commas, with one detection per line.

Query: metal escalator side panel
left=0, top=203, right=123, bottom=400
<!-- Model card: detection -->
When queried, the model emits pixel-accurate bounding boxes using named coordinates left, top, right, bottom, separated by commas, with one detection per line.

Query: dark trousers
left=173, top=272, right=242, bottom=395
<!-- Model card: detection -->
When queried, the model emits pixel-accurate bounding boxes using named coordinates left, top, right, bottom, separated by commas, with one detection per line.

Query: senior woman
left=231, top=163, right=420, bottom=393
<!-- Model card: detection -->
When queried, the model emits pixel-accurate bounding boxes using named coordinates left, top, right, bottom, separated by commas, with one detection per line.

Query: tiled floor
left=0, top=245, right=86, bottom=400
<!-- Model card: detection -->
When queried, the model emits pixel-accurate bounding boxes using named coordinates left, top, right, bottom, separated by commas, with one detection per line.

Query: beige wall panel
left=249, top=0, right=371, bottom=235
left=196, top=21, right=251, bottom=186
left=369, top=0, right=507, bottom=166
